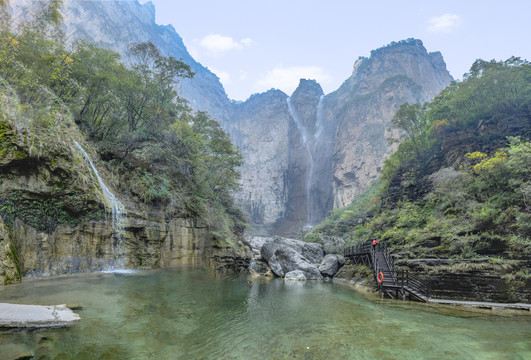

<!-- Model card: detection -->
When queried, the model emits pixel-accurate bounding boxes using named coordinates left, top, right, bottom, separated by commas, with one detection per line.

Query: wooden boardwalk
left=344, top=240, right=432, bottom=302
left=344, top=240, right=531, bottom=310
left=427, top=298, right=531, bottom=311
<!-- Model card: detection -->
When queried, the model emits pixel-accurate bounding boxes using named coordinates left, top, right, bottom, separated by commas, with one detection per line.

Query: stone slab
left=0, top=303, right=81, bottom=328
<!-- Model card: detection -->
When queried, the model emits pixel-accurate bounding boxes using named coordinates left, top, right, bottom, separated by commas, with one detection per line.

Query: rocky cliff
left=10, top=2, right=453, bottom=235
left=224, top=40, right=453, bottom=235
left=328, top=40, right=453, bottom=209
left=10, top=0, right=234, bottom=122
left=0, top=85, right=250, bottom=282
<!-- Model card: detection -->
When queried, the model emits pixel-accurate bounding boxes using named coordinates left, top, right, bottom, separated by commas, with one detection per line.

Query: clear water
left=0, top=267, right=530, bottom=359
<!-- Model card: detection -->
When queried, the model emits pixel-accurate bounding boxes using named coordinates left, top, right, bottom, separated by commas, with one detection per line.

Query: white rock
left=0, top=303, right=81, bottom=328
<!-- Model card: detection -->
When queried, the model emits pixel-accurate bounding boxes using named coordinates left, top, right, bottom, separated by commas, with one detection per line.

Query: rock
left=247, top=236, right=275, bottom=252
left=66, top=303, right=83, bottom=311
left=223, top=40, right=452, bottom=234
left=321, top=235, right=346, bottom=254
left=0, top=303, right=81, bottom=328
left=261, top=237, right=323, bottom=280
left=0, top=216, right=20, bottom=285
left=302, top=242, right=325, bottom=264
left=0, top=344, right=33, bottom=360
left=249, top=258, right=273, bottom=277
left=319, top=254, right=346, bottom=277
left=284, top=270, right=307, bottom=281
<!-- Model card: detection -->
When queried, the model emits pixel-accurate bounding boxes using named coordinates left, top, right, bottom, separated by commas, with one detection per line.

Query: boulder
left=319, top=254, right=346, bottom=277
left=260, top=237, right=323, bottom=280
left=284, top=270, right=307, bottom=281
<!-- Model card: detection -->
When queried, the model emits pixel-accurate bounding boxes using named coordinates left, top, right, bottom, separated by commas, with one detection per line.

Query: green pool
left=0, top=267, right=529, bottom=359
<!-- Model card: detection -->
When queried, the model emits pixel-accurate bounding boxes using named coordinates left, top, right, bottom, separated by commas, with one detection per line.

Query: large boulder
left=319, top=254, right=346, bottom=277
left=260, top=237, right=323, bottom=280
left=284, top=270, right=307, bottom=281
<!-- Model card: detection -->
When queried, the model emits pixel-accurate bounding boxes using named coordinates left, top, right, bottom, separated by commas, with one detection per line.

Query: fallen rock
left=284, top=270, right=307, bottom=281
left=249, top=258, right=274, bottom=277
left=319, top=254, right=346, bottom=277
left=0, top=303, right=81, bottom=328
left=261, top=237, right=323, bottom=280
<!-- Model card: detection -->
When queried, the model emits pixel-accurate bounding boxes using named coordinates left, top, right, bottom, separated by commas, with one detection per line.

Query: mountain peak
left=292, top=79, right=324, bottom=99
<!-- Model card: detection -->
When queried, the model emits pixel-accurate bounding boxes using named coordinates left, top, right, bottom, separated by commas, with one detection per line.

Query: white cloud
left=197, top=34, right=252, bottom=56
left=428, top=13, right=462, bottom=33
left=256, top=65, right=332, bottom=95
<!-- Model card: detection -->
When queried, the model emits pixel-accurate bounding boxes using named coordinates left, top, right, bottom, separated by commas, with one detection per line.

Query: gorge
left=2, top=0, right=528, bottom=305
left=8, top=0, right=453, bottom=236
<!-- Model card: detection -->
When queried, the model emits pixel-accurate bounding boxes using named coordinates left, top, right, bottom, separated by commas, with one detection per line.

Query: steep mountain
left=11, top=1, right=453, bottom=236
left=225, top=40, right=453, bottom=235
left=10, top=0, right=233, bottom=121
left=307, top=58, right=531, bottom=302
left=328, top=40, right=452, bottom=209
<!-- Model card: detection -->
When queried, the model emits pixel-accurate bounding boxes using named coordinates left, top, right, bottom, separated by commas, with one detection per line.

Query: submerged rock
left=319, top=254, right=346, bottom=277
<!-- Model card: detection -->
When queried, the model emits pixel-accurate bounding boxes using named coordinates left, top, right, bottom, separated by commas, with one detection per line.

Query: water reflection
left=0, top=267, right=529, bottom=359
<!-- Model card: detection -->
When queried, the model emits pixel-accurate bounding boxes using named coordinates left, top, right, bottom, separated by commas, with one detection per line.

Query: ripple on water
left=0, top=267, right=529, bottom=359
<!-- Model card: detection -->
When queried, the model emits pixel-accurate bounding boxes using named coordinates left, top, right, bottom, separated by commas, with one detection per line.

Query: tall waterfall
left=286, top=95, right=327, bottom=228
left=74, top=141, right=126, bottom=256
left=287, top=97, right=315, bottom=226
left=315, top=95, right=325, bottom=140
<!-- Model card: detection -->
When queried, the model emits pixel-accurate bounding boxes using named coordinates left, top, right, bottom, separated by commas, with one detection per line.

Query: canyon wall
left=10, top=1, right=453, bottom=236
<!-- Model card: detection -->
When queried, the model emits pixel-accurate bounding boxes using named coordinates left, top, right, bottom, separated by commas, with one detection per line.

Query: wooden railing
left=344, top=240, right=432, bottom=301
left=397, top=270, right=432, bottom=300
left=343, top=240, right=372, bottom=257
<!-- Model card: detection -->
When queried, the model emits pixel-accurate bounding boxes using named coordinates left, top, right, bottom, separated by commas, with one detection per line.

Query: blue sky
left=142, top=0, right=531, bottom=101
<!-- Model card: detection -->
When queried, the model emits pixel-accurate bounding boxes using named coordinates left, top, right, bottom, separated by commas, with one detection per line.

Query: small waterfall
left=287, top=97, right=314, bottom=226
left=74, top=141, right=126, bottom=262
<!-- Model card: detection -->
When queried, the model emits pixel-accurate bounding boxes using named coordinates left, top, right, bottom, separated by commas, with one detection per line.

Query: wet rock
left=0, top=216, right=20, bottom=285
left=319, top=254, right=346, bottom=277
left=249, top=258, right=273, bottom=277
left=66, top=303, right=83, bottom=311
left=0, top=303, right=80, bottom=328
left=284, top=270, right=307, bottom=281
left=0, top=344, right=33, bottom=360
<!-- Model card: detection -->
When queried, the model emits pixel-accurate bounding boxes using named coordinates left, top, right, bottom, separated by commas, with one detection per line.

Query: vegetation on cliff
left=0, top=5, right=244, bottom=242
left=307, top=58, right=531, bottom=296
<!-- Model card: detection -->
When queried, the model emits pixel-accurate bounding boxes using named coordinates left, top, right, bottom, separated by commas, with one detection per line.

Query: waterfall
left=315, top=95, right=325, bottom=140
left=73, top=141, right=126, bottom=258
left=287, top=97, right=314, bottom=226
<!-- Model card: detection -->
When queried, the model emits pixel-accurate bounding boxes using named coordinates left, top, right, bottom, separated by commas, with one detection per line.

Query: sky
left=140, top=0, right=531, bottom=101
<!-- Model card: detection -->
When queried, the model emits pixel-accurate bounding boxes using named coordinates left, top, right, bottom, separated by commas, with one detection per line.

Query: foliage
left=0, top=19, right=244, bottom=242
left=311, top=58, right=531, bottom=265
left=0, top=191, right=105, bottom=233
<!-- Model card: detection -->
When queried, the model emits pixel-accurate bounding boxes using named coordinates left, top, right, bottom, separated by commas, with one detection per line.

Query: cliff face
left=328, top=40, right=453, bottom=208
left=10, top=2, right=453, bottom=235
left=11, top=0, right=234, bottom=122
left=226, top=40, right=453, bottom=235
left=0, top=97, right=250, bottom=280
left=225, top=90, right=290, bottom=231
